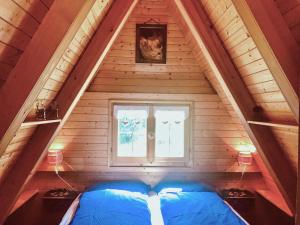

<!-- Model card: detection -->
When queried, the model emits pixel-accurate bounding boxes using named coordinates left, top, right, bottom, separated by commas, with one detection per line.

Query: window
left=111, top=101, right=191, bottom=167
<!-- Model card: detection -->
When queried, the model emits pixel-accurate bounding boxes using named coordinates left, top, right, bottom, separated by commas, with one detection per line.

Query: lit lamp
left=47, top=149, right=64, bottom=174
left=47, top=149, right=63, bottom=165
left=238, top=151, right=253, bottom=166
left=236, top=144, right=256, bottom=166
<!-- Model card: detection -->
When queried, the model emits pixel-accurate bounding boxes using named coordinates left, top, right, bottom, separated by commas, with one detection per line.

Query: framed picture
left=136, top=24, right=167, bottom=64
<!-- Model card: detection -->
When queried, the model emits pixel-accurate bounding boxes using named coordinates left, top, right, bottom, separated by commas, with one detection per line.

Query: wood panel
left=172, top=0, right=296, bottom=212
left=89, top=0, right=215, bottom=94
left=0, top=125, right=37, bottom=184
left=276, top=0, right=300, bottom=45
left=39, top=92, right=259, bottom=173
left=0, top=0, right=112, bottom=188
left=182, top=0, right=298, bottom=213
left=201, top=0, right=296, bottom=124
left=0, top=0, right=51, bottom=82
left=25, top=171, right=266, bottom=194
left=0, top=1, right=137, bottom=223
left=27, top=0, right=113, bottom=118
left=200, top=0, right=298, bottom=174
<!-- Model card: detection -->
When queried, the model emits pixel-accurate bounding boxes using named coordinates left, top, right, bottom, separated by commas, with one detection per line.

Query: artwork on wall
left=136, top=24, right=167, bottom=64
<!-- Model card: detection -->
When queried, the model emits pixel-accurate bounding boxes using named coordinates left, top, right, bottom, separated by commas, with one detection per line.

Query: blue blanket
left=160, top=192, right=247, bottom=225
left=70, top=189, right=151, bottom=225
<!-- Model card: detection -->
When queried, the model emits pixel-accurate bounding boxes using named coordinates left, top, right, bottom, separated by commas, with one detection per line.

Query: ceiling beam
left=0, top=0, right=96, bottom=157
left=0, top=1, right=137, bottom=223
left=174, top=0, right=297, bottom=212
left=232, top=0, right=300, bottom=123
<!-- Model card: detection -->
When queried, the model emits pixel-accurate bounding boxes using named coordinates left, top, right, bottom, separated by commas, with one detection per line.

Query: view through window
left=112, top=102, right=191, bottom=166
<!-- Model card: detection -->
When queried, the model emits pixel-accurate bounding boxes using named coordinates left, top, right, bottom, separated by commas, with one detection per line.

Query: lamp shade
left=238, top=152, right=252, bottom=166
left=47, top=150, right=63, bottom=165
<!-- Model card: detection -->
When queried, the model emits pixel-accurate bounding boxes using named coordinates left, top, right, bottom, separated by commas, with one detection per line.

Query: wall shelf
left=247, top=120, right=298, bottom=130
left=21, top=119, right=61, bottom=127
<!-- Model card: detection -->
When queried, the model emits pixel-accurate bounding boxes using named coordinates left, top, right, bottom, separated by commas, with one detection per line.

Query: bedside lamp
left=238, top=151, right=253, bottom=166
left=236, top=144, right=256, bottom=166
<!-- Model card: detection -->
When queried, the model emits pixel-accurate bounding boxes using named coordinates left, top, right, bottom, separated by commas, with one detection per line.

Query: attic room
left=0, top=0, right=299, bottom=224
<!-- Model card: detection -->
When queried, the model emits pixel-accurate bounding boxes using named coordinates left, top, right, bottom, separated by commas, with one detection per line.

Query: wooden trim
left=247, top=121, right=298, bottom=130
left=0, top=0, right=96, bottom=157
left=232, top=0, right=299, bottom=123
left=21, top=119, right=61, bottom=128
left=0, top=1, right=137, bottom=224
left=174, top=0, right=297, bottom=213
left=110, top=101, right=192, bottom=167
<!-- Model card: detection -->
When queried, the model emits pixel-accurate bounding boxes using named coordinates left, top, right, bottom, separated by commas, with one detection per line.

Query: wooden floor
left=4, top=191, right=294, bottom=225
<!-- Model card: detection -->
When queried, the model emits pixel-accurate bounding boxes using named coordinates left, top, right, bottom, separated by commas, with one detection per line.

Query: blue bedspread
left=160, top=191, right=247, bottom=225
left=70, top=189, right=151, bottom=225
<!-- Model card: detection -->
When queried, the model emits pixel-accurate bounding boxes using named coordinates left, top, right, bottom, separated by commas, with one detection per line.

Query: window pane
left=115, top=106, right=148, bottom=157
left=154, top=106, right=189, bottom=158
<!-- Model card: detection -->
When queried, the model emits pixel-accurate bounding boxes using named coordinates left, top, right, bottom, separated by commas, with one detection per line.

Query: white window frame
left=109, top=100, right=192, bottom=167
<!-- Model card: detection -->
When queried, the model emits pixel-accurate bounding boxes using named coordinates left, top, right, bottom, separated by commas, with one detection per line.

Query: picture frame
left=135, top=24, right=167, bottom=64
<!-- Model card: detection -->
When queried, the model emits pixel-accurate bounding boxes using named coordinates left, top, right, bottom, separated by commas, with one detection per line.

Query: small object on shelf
left=49, top=101, right=60, bottom=119
left=220, top=188, right=255, bottom=199
left=42, top=189, right=78, bottom=200
left=219, top=188, right=255, bottom=222
left=35, top=100, right=47, bottom=120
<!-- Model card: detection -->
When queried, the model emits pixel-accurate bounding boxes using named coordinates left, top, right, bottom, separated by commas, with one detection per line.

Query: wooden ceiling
left=0, top=0, right=298, bottom=223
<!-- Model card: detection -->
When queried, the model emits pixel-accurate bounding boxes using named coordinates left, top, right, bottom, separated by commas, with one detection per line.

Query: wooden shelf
left=247, top=120, right=298, bottom=130
left=21, top=119, right=61, bottom=127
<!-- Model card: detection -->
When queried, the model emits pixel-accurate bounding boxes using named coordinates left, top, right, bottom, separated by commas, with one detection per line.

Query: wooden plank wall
left=196, top=0, right=298, bottom=170
left=0, top=1, right=113, bottom=185
left=42, top=92, right=259, bottom=174
left=89, top=0, right=214, bottom=94
left=36, top=0, right=261, bottom=183
left=0, top=0, right=53, bottom=86
left=27, top=0, right=113, bottom=118
left=25, top=171, right=265, bottom=192
left=275, top=0, right=300, bottom=46
left=0, top=125, right=37, bottom=184
left=181, top=0, right=298, bottom=210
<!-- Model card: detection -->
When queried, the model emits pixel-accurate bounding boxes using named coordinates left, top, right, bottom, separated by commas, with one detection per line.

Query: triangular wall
left=41, top=0, right=261, bottom=183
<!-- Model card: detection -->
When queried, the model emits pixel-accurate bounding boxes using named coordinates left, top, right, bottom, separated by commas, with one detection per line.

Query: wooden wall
left=38, top=0, right=261, bottom=189
left=42, top=92, right=258, bottom=174
left=276, top=0, right=300, bottom=46
left=0, top=0, right=54, bottom=86
left=0, top=125, right=37, bottom=184
left=89, top=0, right=214, bottom=94
left=195, top=0, right=298, bottom=170
left=0, top=0, right=112, bottom=185
left=28, top=0, right=113, bottom=118
left=188, top=0, right=297, bottom=213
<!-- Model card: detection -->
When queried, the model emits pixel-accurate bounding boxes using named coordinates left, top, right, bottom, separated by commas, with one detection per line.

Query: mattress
left=60, top=182, right=249, bottom=225
left=160, top=191, right=248, bottom=225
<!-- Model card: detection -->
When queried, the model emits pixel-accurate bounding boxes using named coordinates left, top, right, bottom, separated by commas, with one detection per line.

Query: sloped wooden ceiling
left=0, top=0, right=298, bottom=221
left=169, top=0, right=297, bottom=214
left=0, top=1, right=137, bottom=222
left=0, top=0, right=112, bottom=183
left=276, top=0, right=300, bottom=47
left=0, top=0, right=54, bottom=86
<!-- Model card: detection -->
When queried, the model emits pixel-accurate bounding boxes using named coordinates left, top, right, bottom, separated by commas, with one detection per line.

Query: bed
left=62, top=181, right=152, bottom=225
left=60, top=180, right=248, bottom=225
left=155, top=181, right=248, bottom=225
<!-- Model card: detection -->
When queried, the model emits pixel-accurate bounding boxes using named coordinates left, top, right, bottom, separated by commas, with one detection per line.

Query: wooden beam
left=0, top=1, right=137, bottom=223
left=247, top=121, right=298, bottom=130
left=296, top=45, right=300, bottom=225
left=232, top=0, right=300, bottom=123
left=174, top=0, right=297, bottom=212
left=0, top=0, right=96, bottom=157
